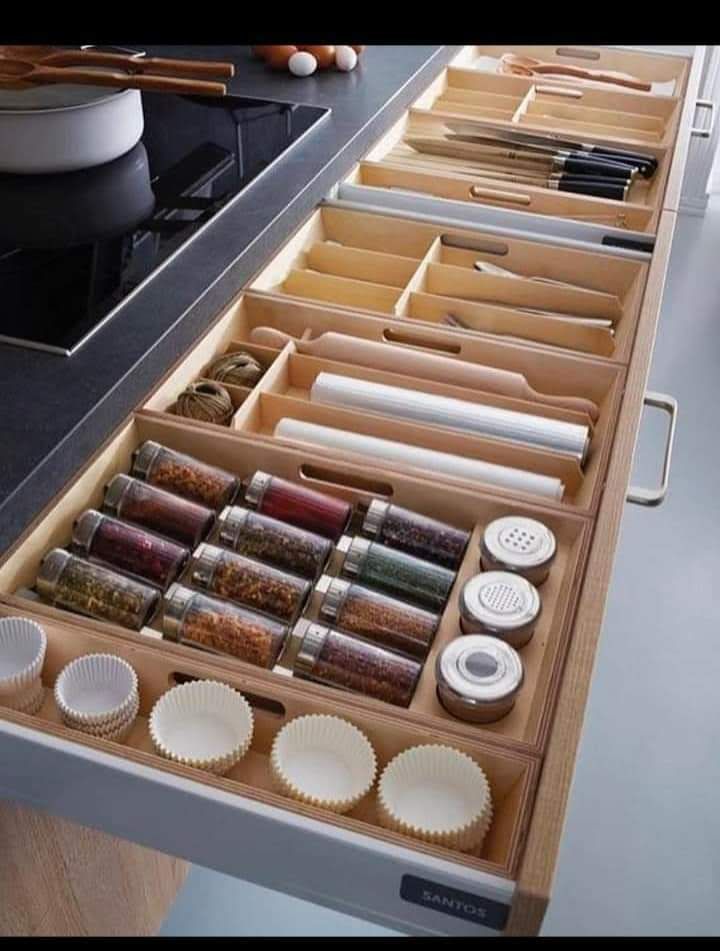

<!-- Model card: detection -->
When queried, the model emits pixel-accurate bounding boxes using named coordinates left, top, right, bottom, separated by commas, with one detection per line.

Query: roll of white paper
left=274, top=418, right=565, bottom=501
left=309, top=372, right=589, bottom=463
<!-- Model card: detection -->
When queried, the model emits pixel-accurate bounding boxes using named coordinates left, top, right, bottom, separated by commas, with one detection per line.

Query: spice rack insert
left=0, top=412, right=591, bottom=755
left=246, top=205, right=648, bottom=361
left=140, top=291, right=625, bottom=517
left=0, top=604, right=538, bottom=880
left=411, top=68, right=680, bottom=148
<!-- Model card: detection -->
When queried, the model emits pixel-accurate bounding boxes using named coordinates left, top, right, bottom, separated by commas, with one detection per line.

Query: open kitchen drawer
left=0, top=45, right=685, bottom=937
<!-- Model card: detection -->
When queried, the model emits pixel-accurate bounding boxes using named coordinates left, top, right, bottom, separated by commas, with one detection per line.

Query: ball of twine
left=205, top=351, right=264, bottom=387
left=175, top=381, right=234, bottom=426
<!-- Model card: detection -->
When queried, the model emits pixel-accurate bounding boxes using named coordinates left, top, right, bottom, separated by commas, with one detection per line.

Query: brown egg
left=298, top=45, right=336, bottom=69
left=351, top=45, right=366, bottom=55
left=265, top=45, right=299, bottom=70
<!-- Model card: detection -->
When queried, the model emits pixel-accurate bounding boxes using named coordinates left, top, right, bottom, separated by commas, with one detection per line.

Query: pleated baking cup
left=377, top=744, right=494, bottom=853
left=54, top=653, right=139, bottom=727
left=0, top=616, right=47, bottom=697
left=61, top=693, right=140, bottom=734
left=149, top=680, right=254, bottom=775
left=2, top=677, right=46, bottom=716
left=66, top=711, right=138, bottom=744
left=270, top=714, right=377, bottom=814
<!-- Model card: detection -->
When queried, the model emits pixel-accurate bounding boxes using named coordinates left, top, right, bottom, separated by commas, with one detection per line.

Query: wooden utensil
left=498, top=53, right=651, bottom=92
left=249, top=326, right=600, bottom=420
left=0, top=46, right=235, bottom=79
left=0, top=59, right=227, bottom=96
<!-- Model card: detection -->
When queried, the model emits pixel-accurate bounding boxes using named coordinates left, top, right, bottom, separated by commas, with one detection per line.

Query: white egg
left=335, top=45, right=358, bottom=72
left=288, top=51, right=318, bottom=77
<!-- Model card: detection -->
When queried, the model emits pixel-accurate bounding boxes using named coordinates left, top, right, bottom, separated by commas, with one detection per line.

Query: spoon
left=499, top=53, right=651, bottom=92
left=0, top=45, right=235, bottom=79
left=249, top=325, right=600, bottom=421
left=0, top=58, right=227, bottom=96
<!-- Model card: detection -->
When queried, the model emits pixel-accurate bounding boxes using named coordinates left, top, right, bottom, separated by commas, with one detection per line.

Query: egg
left=265, top=45, right=298, bottom=70
left=335, top=46, right=358, bottom=72
left=299, top=45, right=335, bottom=69
left=351, top=46, right=366, bottom=55
left=288, top=50, right=318, bottom=77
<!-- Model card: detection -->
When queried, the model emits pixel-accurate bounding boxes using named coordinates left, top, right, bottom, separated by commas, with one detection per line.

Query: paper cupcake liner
left=67, top=713, right=138, bottom=744
left=270, top=714, right=377, bottom=814
left=2, top=677, right=46, bottom=716
left=377, top=744, right=494, bottom=853
left=0, top=617, right=47, bottom=696
left=54, top=653, right=139, bottom=726
left=61, top=694, right=140, bottom=734
left=149, top=680, right=254, bottom=775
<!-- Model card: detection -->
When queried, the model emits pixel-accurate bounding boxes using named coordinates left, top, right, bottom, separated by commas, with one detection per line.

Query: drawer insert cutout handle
left=691, top=100, right=716, bottom=139
left=298, top=463, right=394, bottom=500
left=626, top=391, right=678, bottom=507
left=170, top=672, right=287, bottom=717
left=469, top=185, right=532, bottom=206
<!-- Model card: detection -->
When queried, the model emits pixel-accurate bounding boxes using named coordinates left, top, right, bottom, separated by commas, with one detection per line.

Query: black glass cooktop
left=0, top=93, right=330, bottom=355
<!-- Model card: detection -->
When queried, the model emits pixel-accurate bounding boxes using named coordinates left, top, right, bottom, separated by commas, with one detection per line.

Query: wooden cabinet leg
left=0, top=799, right=188, bottom=936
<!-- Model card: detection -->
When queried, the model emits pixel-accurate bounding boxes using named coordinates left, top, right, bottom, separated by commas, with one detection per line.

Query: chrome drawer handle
left=627, top=391, right=678, bottom=507
left=690, top=99, right=716, bottom=139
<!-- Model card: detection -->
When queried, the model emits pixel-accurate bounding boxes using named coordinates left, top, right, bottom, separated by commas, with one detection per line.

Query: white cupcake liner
left=2, top=677, right=45, bottom=716
left=0, top=617, right=47, bottom=696
left=149, top=680, right=254, bottom=775
left=61, top=693, right=140, bottom=733
left=54, top=653, right=139, bottom=726
left=68, top=713, right=138, bottom=744
left=377, top=744, right=494, bottom=853
left=270, top=714, right=377, bottom=814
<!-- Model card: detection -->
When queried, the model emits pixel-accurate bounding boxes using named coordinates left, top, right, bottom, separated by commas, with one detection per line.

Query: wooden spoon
left=499, top=53, right=651, bottom=92
left=249, top=326, right=600, bottom=421
left=0, top=45, right=235, bottom=79
left=0, top=58, right=226, bottom=96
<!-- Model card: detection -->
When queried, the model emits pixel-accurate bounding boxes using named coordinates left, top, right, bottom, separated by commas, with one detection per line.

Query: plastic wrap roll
left=273, top=418, right=564, bottom=501
left=309, top=372, right=589, bottom=463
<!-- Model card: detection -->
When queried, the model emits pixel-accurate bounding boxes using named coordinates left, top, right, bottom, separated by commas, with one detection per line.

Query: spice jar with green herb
left=361, top=499, right=470, bottom=571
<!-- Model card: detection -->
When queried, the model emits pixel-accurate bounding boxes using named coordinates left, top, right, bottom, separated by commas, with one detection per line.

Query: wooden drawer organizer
left=0, top=45, right=704, bottom=936
left=248, top=205, right=649, bottom=361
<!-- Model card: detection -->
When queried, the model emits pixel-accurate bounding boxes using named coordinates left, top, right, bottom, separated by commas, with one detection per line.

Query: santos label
left=400, top=874, right=510, bottom=930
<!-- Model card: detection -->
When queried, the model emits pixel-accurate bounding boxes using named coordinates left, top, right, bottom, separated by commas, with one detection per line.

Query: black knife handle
left=588, top=146, right=658, bottom=178
left=557, top=177, right=628, bottom=201
left=562, top=155, right=635, bottom=180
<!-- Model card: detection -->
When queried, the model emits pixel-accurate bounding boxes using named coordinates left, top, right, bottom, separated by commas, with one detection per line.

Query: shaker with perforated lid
left=435, top=635, right=524, bottom=723
left=458, top=571, right=541, bottom=648
left=480, top=515, right=556, bottom=586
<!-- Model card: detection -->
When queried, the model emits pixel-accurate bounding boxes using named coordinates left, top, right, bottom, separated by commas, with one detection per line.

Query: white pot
left=0, top=87, right=144, bottom=174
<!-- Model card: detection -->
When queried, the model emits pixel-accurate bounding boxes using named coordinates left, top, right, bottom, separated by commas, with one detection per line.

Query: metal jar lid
left=162, top=583, right=197, bottom=642
left=36, top=547, right=72, bottom=600
left=337, top=535, right=371, bottom=579
left=217, top=505, right=251, bottom=549
left=316, top=574, right=351, bottom=623
left=187, top=543, right=222, bottom=591
left=291, top=618, right=331, bottom=677
left=130, top=439, right=163, bottom=482
left=102, top=472, right=134, bottom=518
left=243, top=470, right=272, bottom=510
left=361, top=498, right=390, bottom=540
left=481, top=516, right=557, bottom=586
left=71, top=509, right=104, bottom=555
left=459, top=572, right=541, bottom=648
left=436, top=635, right=524, bottom=723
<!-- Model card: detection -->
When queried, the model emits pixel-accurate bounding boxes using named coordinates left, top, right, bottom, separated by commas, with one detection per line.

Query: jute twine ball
left=205, top=351, right=264, bottom=387
left=176, top=381, right=234, bottom=426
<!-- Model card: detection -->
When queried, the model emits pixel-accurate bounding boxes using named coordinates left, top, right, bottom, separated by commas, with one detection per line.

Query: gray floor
left=161, top=199, right=720, bottom=937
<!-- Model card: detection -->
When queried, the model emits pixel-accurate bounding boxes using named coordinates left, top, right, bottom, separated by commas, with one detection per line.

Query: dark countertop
left=0, top=45, right=459, bottom=556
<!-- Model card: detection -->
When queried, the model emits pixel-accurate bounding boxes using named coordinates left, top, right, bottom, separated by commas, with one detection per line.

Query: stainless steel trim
left=627, top=391, right=678, bottom=507
left=691, top=99, right=716, bottom=139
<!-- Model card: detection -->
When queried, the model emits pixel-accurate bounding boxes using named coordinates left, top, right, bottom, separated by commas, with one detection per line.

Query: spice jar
left=290, top=619, right=421, bottom=708
left=163, top=584, right=288, bottom=669
left=218, top=506, right=332, bottom=581
left=244, top=471, right=352, bottom=541
left=188, top=543, right=311, bottom=625
left=361, top=499, right=470, bottom=571
left=36, top=548, right=160, bottom=630
left=436, top=635, right=524, bottom=723
left=316, top=574, right=439, bottom=659
left=338, top=535, right=455, bottom=612
left=103, top=474, right=215, bottom=548
left=132, top=441, right=240, bottom=511
left=458, top=572, right=541, bottom=648
left=72, top=509, right=189, bottom=591
left=480, top=515, right=557, bottom=586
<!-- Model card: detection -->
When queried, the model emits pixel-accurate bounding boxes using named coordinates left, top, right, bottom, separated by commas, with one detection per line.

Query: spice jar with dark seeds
left=218, top=506, right=332, bottom=581
left=131, top=440, right=240, bottom=511
left=316, top=574, right=439, bottom=659
left=338, top=535, right=456, bottom=611
left=103, top=474, right=215, bottom=548
left=36, top=548, right=160, bottom=630
left=244, top=471, right=352, bottom=541
left=291, top=619, right=421, bottom=707
left=163, top=584, right=288, bottom=669
left=189, top=543, right=311, bottom=625
left=361, top=499, right=470, bottom=571
left=72, top=509, right=189, bottom=591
